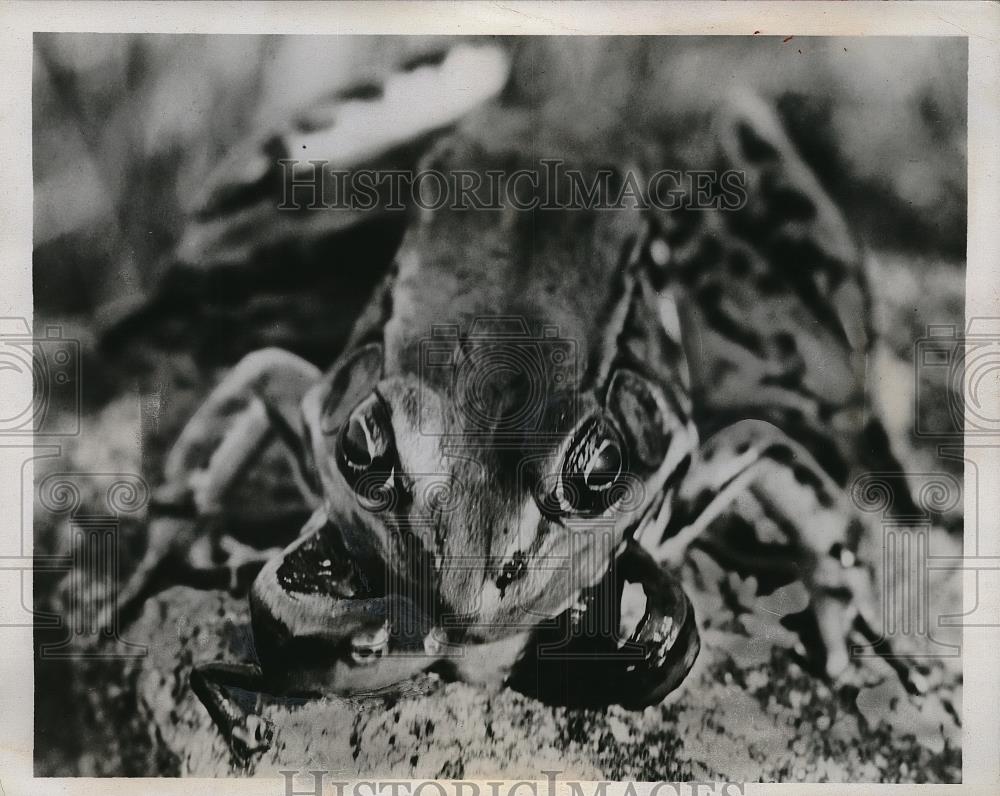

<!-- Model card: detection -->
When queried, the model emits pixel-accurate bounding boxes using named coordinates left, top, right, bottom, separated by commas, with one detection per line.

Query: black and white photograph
left=3, top=2, right=999, bottom=791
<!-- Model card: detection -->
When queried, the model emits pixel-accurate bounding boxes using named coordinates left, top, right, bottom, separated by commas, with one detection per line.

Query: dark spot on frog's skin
left=772, top=331, right=798, bottom=357
left=764, top=444, right=834, bottom=508
left=337, top=82, right=384, bottom=102
left=148, top=493, right=197, bottom=519
left=652, top=454, right=695, bottom=543
left=821, top=585, right=853, bottom=602
left=737, top=121, right=779, bottom=162
left=495, top=550, right=528, bottom=598
left=761, top=371, right=804, bottom=391
left=678, top=262, right=701, bottom=288
left=293, top=109, right=337, bottom=135
left=756, top=272, right=785, bottom=295
left=707, top=357, right=738, bottom=385
left=689, top=488, right=717, bottom=525
left=775, top=413, right=851, bottom=487
left=765, top=185, right=817, bottom=222
left=781, top=407, right=805, bottom=426
left=664, top=453, right=693, bottom=495
left=649, top=264, right=671, bottom=293
left=662, top=208, right=702, bottom=247
left=685, top=235, right=723, bottom=273
left=401, top=49, right=449, bottom=72
left=766, top=237, right=851, bottom=345
left=846, top=517, right=865, bottom=550
left=818, top=403, right=837, bottom=423
left=792, top=463, right=834, bottom=507
left=697, top=282, right=766, bottom=356
left=735, top=441, right=751, bottom=455
left=620, top=233, right=641, bottom=272
left=858, top=420, right=921, bottom=517
left=764, top=443, right=795, bottom=465
left=726, top=249, right=752, bottom=277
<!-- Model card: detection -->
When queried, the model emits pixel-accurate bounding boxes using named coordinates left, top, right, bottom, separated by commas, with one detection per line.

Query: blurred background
left=31, top=35, right=966, bottom=779
left=32, top=34, right=967, bottom=462
left=34, top=34, right=966, bottom=309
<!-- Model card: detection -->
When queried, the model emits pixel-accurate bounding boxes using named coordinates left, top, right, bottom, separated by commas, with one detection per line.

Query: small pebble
left=607, top=716, right=631, bottom=744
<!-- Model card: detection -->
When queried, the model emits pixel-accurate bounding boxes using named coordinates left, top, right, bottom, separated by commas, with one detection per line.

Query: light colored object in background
left=286, top=44, right=511, bottom=168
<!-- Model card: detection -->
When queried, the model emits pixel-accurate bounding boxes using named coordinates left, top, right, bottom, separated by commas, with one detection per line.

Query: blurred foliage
left=34, top=35, right=965, bottom=322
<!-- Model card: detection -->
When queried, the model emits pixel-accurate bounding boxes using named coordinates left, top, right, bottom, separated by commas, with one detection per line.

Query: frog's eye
left=551, top=417, right=628, bottom=517
left=336, top=392, right=404, bottom=511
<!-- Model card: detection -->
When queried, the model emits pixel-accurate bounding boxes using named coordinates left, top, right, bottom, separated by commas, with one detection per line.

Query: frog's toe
left=230, top=714, right=274, bottom=759
left=824, top=642, right=850, bottom=679
left=781, top=602, right=853, bottom=681
left=350, top=622, right=390, bottom=665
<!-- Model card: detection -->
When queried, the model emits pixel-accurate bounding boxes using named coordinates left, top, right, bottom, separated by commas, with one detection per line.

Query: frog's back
left=384, top=124, right=645, bottom=395
left=382, top=79, right=899, bottom=492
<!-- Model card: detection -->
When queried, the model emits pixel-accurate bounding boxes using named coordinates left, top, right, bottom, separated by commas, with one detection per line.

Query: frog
left=94, top=42, right=926, bottom=760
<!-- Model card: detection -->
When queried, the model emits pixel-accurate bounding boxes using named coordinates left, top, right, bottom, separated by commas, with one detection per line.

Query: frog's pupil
left=340, top=396, right=393, bottom=473
left=584, top=439, right=622, bottom=491
left=549, top=416, right=629, bottom=517
left=343, top=416, right=373, bottom=467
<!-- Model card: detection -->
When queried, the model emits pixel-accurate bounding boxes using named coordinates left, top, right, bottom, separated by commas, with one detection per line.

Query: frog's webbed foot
left=190, top=662, right=274, bottom=762
left=647, top=418, right=920, bottom=689
left=231, top=714, right=275, bottom=760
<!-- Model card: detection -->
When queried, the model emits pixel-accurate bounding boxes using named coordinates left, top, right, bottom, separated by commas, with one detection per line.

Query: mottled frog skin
left=96, top=43, right=921, bottom=759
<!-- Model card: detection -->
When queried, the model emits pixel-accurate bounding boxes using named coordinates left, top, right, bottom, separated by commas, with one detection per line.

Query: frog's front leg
left=646, top=419, right=912, bottom=686
left=93, top=348, right=322, bottom=634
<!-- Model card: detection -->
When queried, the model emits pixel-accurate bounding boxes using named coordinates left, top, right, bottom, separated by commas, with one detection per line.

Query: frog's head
left=293, top=291, right=698, bottom=654
left=253, top=145, right=701, bottom=698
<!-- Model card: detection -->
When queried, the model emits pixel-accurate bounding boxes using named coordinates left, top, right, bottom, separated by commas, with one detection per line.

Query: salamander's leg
left=643, top=419, right=921, bottom=689
left=508, top=541, right=699, bottom=708
left=190, top=662, right=274, bottom=761
left=93, top=348, right=322, bottom=634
